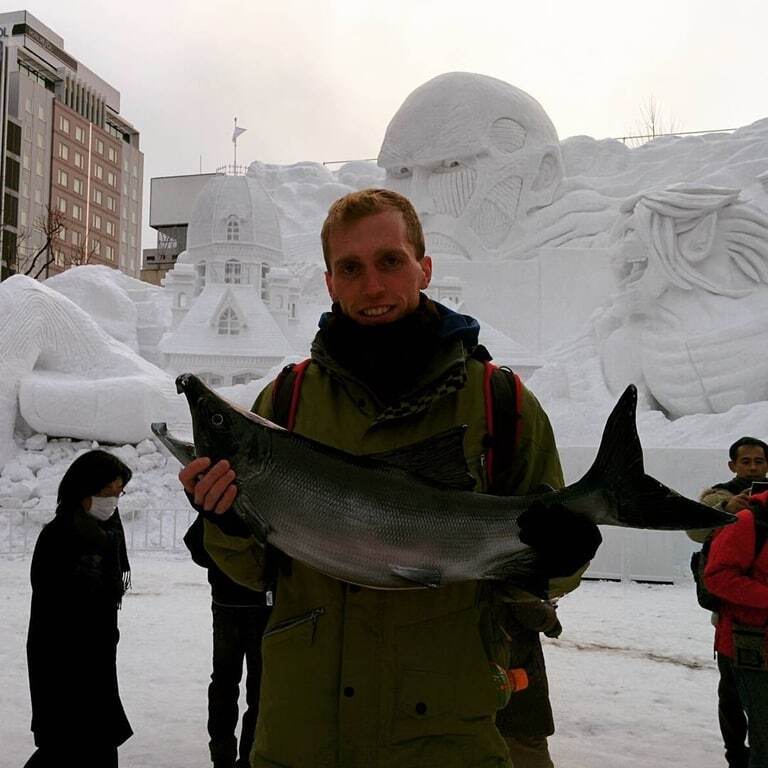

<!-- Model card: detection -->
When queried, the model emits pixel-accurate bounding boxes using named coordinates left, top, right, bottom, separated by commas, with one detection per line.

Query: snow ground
left=1, top=554, right=723, bottom=768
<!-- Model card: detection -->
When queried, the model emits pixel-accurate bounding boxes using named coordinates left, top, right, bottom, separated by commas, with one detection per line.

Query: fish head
left=175, top=373, right=276, bottom=473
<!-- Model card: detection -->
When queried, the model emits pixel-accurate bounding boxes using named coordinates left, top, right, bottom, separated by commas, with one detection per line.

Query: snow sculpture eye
left=388, top=166, right=412, bottom=179
left=212, top=413, right=225, bottom=427
left=436, top=160, right=462, bottom=171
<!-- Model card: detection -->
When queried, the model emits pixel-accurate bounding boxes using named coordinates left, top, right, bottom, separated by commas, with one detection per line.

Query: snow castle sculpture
left=160, top=173, right=298, bottom=386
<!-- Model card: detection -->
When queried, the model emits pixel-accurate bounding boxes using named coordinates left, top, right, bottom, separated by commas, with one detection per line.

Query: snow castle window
left=260, top=263, right=270, bottom=301
left=232, top=373, right=258, bottom=386
left=226, top=216, right=240, bottom=241
left=178, top=293, right=188, bottom=309
left=224, top=260, right=242, bottom=285
left=218, top=308, right=241, bottom=335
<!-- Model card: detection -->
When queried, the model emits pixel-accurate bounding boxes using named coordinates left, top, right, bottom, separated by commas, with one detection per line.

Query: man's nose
left=361, top=269, right=385, bottom=295
left=408, top=167, right=436, bottom=216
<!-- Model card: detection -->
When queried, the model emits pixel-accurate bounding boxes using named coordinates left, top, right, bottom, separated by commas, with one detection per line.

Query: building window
left=217, top=308, right=241, bottom=335
left=58, top=142, right=69, bottom=161
left=38, top=105, right=45, bottom=121
left=107, top=171, right=115, bottom=187
left=95, top=138, right=104, bottom=155
left=72, top=204, right=82, bottom=221
left=57, top=197, right=67, bottom=213
left=106, top=220, right=115, bottom=236
left=260, top=263, right=270, bottom=301
left=108, top=147, right=116, bottom=163
left=36, top=132, right=45, bottom=149
left=22, top=182, right=29, bottom=198
left=35, top=159, right=44, bottom=176
left=71, top=230, right=81, bottom=246
left=56, top=169, right=68, bottom=188
left=105, top=244, right=114, bottom=261
left=94, top=163, right=103, bottom=180
left=225, top=216, right=240, bottom=242
left=106, top=195, right=115, bottom=211
left=34, top=189, right=42, bottom=204
left=74, top=151, right=84, bottom=169
left=74, top=125, right=84, bottom=143
left=25, top=98, right=32, bottom=113
left=73, top=177, right=83, bottom=195
left=58, top=226, right=66, bottom=240
left=92, top=238, right=101, bottom=255
left=93, top=188, right=102, bottom=205
left=59, top=115, right=70, bottom=133
left=93, top=213, right=102, bottom=230
left=232, top=373, right=257, bottom=386
left=224, top=259, right=242, bottom=284
left=22, top=153, right=30, bottom=170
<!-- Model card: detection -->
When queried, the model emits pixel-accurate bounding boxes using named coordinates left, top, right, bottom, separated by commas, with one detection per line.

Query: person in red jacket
left=705, top=490, right=768, bottom=768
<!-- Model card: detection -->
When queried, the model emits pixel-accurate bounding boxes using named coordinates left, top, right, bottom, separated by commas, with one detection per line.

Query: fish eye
left=211, top=413, right=225, bottom=427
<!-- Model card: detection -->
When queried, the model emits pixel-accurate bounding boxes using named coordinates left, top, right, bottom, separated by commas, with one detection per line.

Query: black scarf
left=318, top=296, right=443, bottom=404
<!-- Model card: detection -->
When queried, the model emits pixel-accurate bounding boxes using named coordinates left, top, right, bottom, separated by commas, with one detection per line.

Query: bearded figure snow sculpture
left=378, top=71, right=615, bottom=260
left=599, top=185, right=768, bottom=417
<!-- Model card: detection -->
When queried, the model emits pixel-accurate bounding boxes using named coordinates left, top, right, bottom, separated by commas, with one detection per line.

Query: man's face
left=324, top=210, right=432, bottom=326
left=728, top=445, right=768, bottom=481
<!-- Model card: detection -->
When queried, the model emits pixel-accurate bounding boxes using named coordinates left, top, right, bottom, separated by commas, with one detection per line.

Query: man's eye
left=340, top=263, right=359, bottom=276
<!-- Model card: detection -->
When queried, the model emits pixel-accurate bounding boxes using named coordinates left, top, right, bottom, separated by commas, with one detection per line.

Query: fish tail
left=569, top=385, right=733, bottom=531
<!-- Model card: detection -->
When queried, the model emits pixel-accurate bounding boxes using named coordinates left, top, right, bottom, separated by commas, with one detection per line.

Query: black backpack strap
left=483, top=361, right=522, bottom=494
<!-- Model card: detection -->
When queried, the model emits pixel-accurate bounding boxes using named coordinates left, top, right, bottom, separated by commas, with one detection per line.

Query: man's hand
left=179, top=457, right=238, bottom=515
left=518, top=501, right=602, bottom=577
left=724, top=492, right=755, bottom=515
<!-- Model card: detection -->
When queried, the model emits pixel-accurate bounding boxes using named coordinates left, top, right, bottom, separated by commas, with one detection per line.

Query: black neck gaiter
left=320, top=296, right=443, bottom=404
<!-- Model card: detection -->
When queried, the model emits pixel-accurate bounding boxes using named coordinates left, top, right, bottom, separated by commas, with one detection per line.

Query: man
left=691, top=436, right=768, bottom=768
left=180, top=189, right=601, bottom=767
left=184, top=516, right=270, bottom=768
left=705, top=487, right=768, bottom=768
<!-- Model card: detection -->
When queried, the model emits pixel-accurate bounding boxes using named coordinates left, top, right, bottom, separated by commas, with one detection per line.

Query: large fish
left=153, top=374, right=733, bottom=590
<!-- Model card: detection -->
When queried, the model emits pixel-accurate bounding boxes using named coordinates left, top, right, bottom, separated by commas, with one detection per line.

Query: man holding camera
left=694, top=437, right=768, bottom=768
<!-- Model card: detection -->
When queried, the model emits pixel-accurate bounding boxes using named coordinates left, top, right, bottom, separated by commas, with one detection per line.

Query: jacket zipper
left=263, top=607, right=326, bottom=644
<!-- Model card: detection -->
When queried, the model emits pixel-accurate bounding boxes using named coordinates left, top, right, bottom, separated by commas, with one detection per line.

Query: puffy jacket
left=704, top=491, right=768, bottom=658
left=204, top=303, right=578, bottom=768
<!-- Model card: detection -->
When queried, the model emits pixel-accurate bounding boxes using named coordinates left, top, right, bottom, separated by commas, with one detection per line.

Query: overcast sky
left=24, top=0, right=768, bottom=249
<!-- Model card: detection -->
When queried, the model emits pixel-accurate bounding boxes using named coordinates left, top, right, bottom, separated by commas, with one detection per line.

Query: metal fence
left=0, top=507, right=197, bottom=556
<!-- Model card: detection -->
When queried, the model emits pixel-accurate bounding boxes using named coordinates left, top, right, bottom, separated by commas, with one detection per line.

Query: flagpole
left=233, top=116, right=237, bottom=172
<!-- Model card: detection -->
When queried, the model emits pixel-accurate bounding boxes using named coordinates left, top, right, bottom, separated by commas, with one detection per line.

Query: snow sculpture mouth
left=424, top=232, right=470, bottom=259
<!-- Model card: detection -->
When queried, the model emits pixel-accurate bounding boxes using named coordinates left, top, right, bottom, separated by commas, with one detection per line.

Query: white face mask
left=88, top=496, right=118, bottom=521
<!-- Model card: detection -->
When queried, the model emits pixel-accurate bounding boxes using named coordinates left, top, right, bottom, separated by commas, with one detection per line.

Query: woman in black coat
left=25, top=450, right=134, bottom=768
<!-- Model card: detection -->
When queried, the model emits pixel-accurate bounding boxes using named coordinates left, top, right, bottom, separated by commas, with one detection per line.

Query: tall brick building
left=0, top=11, right=143, bottom=280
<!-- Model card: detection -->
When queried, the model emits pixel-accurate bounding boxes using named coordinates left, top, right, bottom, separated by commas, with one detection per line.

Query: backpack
left=690, top=514, right=768, bottom=611
left=270, top=357, right=521, bottom=492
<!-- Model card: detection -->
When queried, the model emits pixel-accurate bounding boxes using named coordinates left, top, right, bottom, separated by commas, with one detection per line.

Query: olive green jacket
left=204, top=334, right=574, bottom=768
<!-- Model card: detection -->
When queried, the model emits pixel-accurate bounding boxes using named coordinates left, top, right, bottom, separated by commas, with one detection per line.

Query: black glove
left=544, top=617, right=563, bottom=639
left=518, top=501, right=602, bottom=578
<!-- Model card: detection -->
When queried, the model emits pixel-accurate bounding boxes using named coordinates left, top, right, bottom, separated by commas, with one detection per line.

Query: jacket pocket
left=391, top=606, right=500, bottom=743
left=262, top=607, right=326, bottom=645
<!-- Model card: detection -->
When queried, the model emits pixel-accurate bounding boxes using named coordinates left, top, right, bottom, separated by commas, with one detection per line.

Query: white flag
left=232, top=126, right=247, bottom=143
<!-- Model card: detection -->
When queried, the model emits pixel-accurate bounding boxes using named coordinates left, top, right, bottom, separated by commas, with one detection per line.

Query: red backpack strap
left=271, top=359, right=311, bottom=432
left=483, top=361, right=522, bottom=492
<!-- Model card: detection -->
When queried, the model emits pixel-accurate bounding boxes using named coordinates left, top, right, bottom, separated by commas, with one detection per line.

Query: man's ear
left=728, top=460, right=736, bottom=475
left=420, top=256, right=433, bottom=289
left=324, top=271, right=336, bottom=301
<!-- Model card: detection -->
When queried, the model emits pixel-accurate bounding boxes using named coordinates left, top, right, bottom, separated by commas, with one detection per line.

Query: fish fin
left=482, top=549, right=550, bottom=598
left=570, top=385, right=735, bottom=531
left=369, top=427, right=475, bottom=490
left=151, top=423, right=196, bottom=466
left=238, top=508, right=272, bottom=546
left=388, top=565, right=442, bottom=589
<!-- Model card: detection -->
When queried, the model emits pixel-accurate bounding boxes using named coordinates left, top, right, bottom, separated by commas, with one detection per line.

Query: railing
left=0, top=507, right=197, bottom=556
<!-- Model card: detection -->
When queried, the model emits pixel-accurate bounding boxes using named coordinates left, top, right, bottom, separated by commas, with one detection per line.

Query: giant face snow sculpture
left=600, top=185, right=768, bottom=417
left=378, top=72, right=564, bottom=261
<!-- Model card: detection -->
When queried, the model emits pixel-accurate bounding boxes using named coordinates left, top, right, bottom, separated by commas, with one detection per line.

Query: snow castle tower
left=160, top=173, right=295, bottom=386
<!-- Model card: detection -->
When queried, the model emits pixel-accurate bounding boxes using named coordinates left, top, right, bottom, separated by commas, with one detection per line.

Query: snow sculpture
left=0, top=275, right=187, bottom=467
left=599, top=185, right=768, bottom=417
left=378, top=71, right=616, bottom=260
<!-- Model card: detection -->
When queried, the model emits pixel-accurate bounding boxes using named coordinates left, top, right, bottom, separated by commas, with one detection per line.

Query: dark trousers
left=24, top=744, right=118, bottom=768
left=729, top=657, right=768, bottom=768
left=718, top=652, right=750, bottom=768
left=209, top=603, right=271, bottom=768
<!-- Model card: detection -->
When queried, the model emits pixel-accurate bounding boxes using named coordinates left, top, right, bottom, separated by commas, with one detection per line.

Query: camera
left=750, top=481, right=768, bottom=495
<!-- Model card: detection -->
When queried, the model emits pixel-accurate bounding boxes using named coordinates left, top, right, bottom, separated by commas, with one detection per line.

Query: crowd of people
left=23, top=189, right=767, bottom=768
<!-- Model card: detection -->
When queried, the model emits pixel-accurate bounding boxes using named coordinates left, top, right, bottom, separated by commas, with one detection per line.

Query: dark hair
left=320, top=188, right=425, bottom=270
left=56, top=449, right=132, bottom=513
left=729, top=436, right=768, bottom=462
